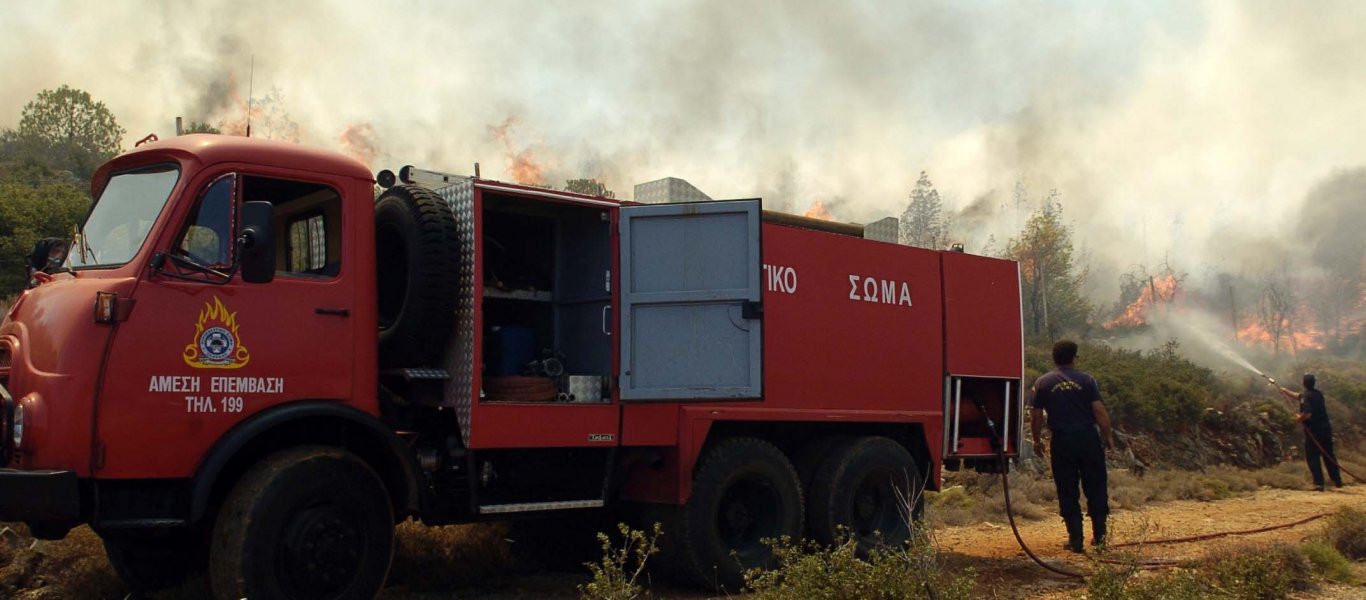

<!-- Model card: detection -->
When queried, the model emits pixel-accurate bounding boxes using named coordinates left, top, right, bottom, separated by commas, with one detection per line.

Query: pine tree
left=899, top=171, right=946, bottom=249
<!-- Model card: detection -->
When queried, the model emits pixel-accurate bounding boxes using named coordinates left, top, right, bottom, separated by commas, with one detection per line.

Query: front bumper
left=0, top=469, right=80, bottom=523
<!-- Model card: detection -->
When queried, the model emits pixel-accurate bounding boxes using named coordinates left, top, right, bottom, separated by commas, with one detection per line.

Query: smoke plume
left=1, top=0, right=1363, bottom=331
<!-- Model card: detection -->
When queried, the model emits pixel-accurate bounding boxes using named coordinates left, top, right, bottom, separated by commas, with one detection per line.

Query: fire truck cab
left=0, top=135, right=1022, bottom=599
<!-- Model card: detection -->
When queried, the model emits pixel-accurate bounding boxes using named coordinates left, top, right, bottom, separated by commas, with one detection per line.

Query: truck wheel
left=375, top=184, right=459, bottom=367
left=209, top=446, right=394, bottom=600
left=681, top=437, right=803, bottom=591
left=102, top=530, right=205, bottom=592
left=807, top=436, right=921, bottom=550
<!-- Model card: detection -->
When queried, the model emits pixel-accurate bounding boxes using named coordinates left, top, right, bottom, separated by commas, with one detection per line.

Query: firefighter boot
left=1091, top=518, right=1107, bottom=547
left=1063, top=518, right=1085, bottom=553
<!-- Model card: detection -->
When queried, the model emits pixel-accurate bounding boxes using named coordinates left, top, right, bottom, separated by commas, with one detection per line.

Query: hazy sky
left=3, top=0, right=1364, bottom=301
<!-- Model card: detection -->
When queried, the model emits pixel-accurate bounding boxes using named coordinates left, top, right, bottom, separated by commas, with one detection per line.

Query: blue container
left=489, top=326, right=537, bottom=376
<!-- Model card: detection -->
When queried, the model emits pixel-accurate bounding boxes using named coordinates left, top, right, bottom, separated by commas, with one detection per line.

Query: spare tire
left=375, top=184, right=460, bottom=367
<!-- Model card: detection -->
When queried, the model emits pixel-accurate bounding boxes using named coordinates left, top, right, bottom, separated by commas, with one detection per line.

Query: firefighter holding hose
left=1030, top=340, right=1117, bottom=553
left=1277, top=373, right=1344, bottom=491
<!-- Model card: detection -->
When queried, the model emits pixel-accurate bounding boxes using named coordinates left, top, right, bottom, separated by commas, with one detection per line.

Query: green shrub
left=742, top=533, right=974, bottom=600
left=1322, top=506, right=1366, bottom=560
left=1027, top=341, right=1214, bottom=435
left=1086, top=564, right=1210, bottom=600
left=1299, top=541, right=1354, bottom=584
left=1087, top=543, right=1313, bottom=600
left=1203, top=542, right=1313, bottom=599
left=578, top=522, right=661, bottom=600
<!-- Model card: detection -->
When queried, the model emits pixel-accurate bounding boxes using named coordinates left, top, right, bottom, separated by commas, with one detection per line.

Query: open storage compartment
left=943, top=375, right=1019, bottom=458
left=480, top=192, right=612, bottom=403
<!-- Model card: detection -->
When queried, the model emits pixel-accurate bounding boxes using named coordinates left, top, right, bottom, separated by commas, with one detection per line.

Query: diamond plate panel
left=436, top=180, right=476, bottom=443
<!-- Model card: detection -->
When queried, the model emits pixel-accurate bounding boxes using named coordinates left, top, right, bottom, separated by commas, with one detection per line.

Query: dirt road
left=941, top=484, right=1366, bottom=599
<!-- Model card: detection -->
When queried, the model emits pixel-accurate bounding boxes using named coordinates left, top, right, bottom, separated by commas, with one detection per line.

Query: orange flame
left=211, top=74, right=300, bottom=142
left=183, top=297, right=251, bottom=369
left=803, top=200, right=834, bottom=221
left=1236, top=317, right=1326, bottom=354
left=488, top=116, right=547, bottom=186
left=1104, top=275, right=1180, bottom=329
left=338, top=123, right=380, bottom=167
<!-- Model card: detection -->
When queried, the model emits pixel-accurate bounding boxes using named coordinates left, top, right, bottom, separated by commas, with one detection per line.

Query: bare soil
left=940, top=484, right=1366, bottom=599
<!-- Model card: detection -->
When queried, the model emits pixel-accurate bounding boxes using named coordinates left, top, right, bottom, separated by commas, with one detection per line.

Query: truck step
left=380, top=368, right=452, bottom=381
left=477, top=499, right=604, bottom=514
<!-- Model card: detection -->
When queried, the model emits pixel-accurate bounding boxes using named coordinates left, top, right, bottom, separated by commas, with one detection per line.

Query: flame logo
left=183, top=297, right=251, bottom=369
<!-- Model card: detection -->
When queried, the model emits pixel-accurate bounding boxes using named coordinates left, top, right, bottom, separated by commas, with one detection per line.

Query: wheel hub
left=717, top=478, right=779, bottom=555
left=279, top=505, right=364, bottom=598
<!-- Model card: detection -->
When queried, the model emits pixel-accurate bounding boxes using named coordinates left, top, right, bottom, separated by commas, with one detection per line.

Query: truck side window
left=174, top=174, right=236, bottom=267
left=240, top=175, right=342, bottom=277
left=287, top=211, right=327, bottom=272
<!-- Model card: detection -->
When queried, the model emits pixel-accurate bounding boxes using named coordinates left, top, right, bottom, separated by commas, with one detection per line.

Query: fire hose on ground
left=968, top=393, right=1351, bottom=581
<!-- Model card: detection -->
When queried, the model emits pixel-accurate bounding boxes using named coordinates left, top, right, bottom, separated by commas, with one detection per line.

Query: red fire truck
left=0, top=135, right=1022, bottom=599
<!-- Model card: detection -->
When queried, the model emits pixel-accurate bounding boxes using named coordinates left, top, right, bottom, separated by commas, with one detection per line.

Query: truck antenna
left=246, top=55, right=255, bottom=138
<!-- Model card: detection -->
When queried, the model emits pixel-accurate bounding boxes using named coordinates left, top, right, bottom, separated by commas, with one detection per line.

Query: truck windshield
left=67, top=164, right=181, bottom=268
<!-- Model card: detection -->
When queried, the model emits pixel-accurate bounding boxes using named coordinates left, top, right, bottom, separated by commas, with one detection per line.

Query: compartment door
left=619, top=200, right=763, bottom=400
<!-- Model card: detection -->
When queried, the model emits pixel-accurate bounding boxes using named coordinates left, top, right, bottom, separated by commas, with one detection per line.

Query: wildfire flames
left=488, top=116, right=547, bottom=186
left=1104, top=274, right=1180, bottom=329
left=803, top=200, right=834, bottom=221
left=338, top=123, right=380, bottom=167
left=1104, top=272, right=1342, bottom=354
left=1235, top=320, right=1325, bottom=353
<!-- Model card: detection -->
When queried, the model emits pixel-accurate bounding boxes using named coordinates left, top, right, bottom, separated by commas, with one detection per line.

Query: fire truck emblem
left=183, top=297, right=251, bottom=369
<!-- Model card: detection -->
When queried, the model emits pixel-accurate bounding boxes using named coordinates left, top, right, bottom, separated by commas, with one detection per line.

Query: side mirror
left=239, top=201, right=276, bottom=284
left=28, top=238, right=67, bottom=272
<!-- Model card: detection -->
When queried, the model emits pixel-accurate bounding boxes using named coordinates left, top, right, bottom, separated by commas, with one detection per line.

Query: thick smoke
left=1, top=0, right=1363, bottom=316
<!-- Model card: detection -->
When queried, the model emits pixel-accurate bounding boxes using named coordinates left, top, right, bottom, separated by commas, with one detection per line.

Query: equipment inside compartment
left=480, top=193, right=611, bottom=403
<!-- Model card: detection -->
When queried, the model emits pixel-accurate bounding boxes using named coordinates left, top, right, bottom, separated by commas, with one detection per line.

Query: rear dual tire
left=676, top=437, right=804, bottom=591
left=807, top=436, right=921, bottom=551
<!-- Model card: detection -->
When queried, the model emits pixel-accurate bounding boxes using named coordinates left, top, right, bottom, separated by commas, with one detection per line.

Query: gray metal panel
left=864, top=216, right=900, bottom=243
left=619, top=200, right=762, bottom=400
left=436, top=180, right=476, bottom=443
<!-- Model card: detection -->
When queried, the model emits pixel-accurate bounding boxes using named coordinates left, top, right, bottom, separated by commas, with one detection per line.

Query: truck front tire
left=680, top=437, right=803, bottom=591
left=208, top=446, right=394, bottom=600
left=807, top=436, right=921, bottom=551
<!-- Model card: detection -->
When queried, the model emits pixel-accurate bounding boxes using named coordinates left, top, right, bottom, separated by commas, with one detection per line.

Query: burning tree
left=565, top=178, right=615, bottom=198
left=1006, top=192, right=1092, bottom=340
left=1254, top=266, right=1297, bottom=355
left=1105, top=261, right=1185, bottom=330
left=217, top=86, right=300, bottom=142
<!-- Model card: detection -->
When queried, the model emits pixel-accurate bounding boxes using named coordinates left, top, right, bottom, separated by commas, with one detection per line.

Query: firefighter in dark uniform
left=1030, top=340, right=1117, bottom=552
left=1278, top=374, right=1343, bottom=490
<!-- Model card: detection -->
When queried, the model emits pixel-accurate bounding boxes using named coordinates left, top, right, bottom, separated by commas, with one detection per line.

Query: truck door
left=94, top=170, right=357, bottom=481
left=618, top=200, right=764, bottom=400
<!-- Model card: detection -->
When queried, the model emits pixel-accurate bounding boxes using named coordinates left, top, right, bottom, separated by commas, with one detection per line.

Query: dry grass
left=0, top=524, right=124, bottom=600
left=0, top=520, right=521, bottom=600
left=928, top=443, right=1363, bottom=528
left=383, top=520, right=516, bottom=593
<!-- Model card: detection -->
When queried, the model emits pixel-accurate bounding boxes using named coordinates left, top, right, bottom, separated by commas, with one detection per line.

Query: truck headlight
left=11, top=402, right=22, bottom=449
